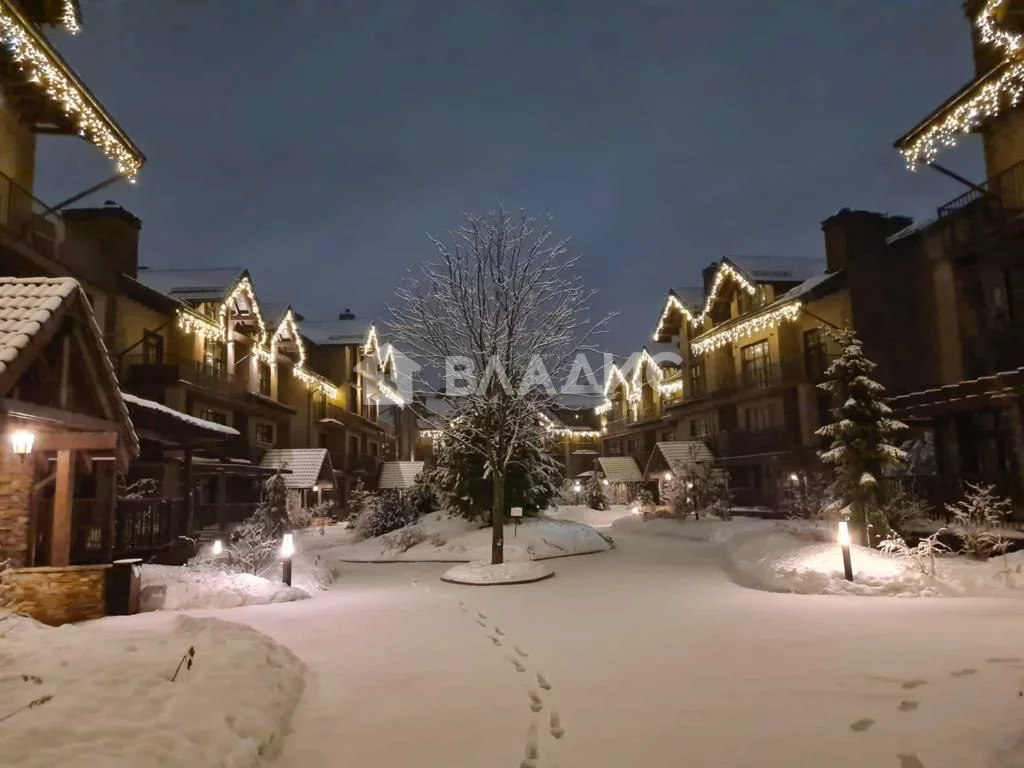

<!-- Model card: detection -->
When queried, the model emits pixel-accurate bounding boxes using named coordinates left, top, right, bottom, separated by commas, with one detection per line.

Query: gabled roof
left=378, top=461, right=425, bottom=490
left=258, top=448, right=333, bottom=489
left=121, top=392, right=239, bottom=440
left=135, top=267, right=244, bottom=302
left=596, top=456, right=643, bottom=483
left=670, top=286, right=704, bottom=311
left=301, top=317, right=373, bottom=346
left=0, top=276, right=138, bottom=463
left=646, top=441, right=714, bottom=477
left=725, top=256, right=826, bottom=283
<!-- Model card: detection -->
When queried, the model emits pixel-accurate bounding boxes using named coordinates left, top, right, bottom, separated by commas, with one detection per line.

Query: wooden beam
left=50, top=448, right=73, bottom=567
left=0, top=398, right=122, bottom=433
left=34, top=431, right=118, bottom=452
left=58, top=332, right=70, bottom=409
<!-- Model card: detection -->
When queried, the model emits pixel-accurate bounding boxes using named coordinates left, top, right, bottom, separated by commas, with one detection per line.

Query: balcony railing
left=938, top=157, right=1024, bottom=219
left=124, top=354, right=243, bottom=398
left=709, top=427, right=789, bottom=458
left=0, top=168, right=65, bottom=259
left=711, top=361, right=803, bottom=397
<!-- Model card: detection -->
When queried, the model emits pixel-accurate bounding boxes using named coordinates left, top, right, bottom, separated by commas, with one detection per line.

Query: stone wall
left=0, top=442, right=33, bottom=567
left=4, top=565, right=109, bottom=626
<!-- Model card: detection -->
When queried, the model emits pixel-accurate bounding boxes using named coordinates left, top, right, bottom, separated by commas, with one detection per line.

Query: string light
left=377, top=380, right=404, bottom=406
left=658, top=379, right=684, bottom=396
left=0, top=0, right=141, bottom=176
left=176, top=309, right=225, bottom=342
left=547, top=427, right=601, bottom=438
left=594, top=399, right=613, bottom=415
left=59, top=0, right=79, bottom=34
left=653, top=261, right=755, bottom=339
left=294, top=366, right=338, bottom=399
left=899, top=0, right=1023, bottom=168
left=691, top=301, right=802, bottom=356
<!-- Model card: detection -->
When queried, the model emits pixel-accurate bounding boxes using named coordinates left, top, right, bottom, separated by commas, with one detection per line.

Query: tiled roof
left=726, top=256, right=825, bottom=283
left=596, top=456, right=643, bottom=483
left=135, top=268, right=243, bottom=301
left=649, top=442, right=714, bottom=476
left=0, top=276, right=138, bottom=458
left=259, top=448, right=331, bottom=489
left=378, top=461, right=425, bottom=489
left=301, top=318, right=372, bottom=346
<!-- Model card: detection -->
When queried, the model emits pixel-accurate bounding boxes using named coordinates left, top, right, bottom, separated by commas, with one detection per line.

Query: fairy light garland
left=59, top=0, right=79, bottom=34
left=900, top=0, right=1024, bottom=168
left=377, top=380, right=404, bottom=406
left=691, top=301, right=802, bottom=356
left=176, top=308, right=225, bottom=342
left=0, top=0, right=141, bottom=176
left=658, top=379, right=684, bottom=396
left=653, top=262, right=755, bottom=339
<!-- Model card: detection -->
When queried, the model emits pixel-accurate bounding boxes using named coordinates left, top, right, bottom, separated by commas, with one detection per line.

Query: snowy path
left=148, top=529, right=1024, bottom=767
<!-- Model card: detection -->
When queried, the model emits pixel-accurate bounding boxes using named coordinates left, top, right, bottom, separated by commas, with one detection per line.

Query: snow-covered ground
left=307, top=513, right=613, bottom=563
left=141, top=565, right=310, bottom=611
left=441, top=559, right=555, bottom=585
left=0, top=612, right=305, bottom=768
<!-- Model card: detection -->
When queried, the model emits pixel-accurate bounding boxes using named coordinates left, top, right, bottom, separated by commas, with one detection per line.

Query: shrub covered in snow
left=586, top=473, right=609, bottom=511
left=406, top=476, right=437, bottom=518
left=878, top=528, right=950, bottom=576
left=352, top=490, right=419, bottom=541
left=946, top=483, right=1012, bottom=559
left=659, top=454, right=731, bottom=521
left=782, top=471, right=835, bottom=521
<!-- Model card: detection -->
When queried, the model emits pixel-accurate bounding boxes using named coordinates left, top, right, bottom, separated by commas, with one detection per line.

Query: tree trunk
left=491, top=469, right=505, bottom=565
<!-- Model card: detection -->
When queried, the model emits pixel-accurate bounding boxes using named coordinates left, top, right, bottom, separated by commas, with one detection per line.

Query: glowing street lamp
left=9, top=429, right=35, bottom=460
left=281, top=532, right=295, bottom=586
left=837, top=521, right=853, bottom=581
left=663, top=472, right=673, bottom=482
left=788, top=472, right=800, bottom=485
left=212, top=539, right=223, bottom=556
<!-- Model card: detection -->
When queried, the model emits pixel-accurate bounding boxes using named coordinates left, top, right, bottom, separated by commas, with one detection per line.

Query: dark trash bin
left=106, top=558, right=143, bottom=616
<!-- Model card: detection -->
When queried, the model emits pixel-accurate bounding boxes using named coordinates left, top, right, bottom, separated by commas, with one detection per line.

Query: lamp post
left=281, top=532, right=295, bottom=586
left=9, top=429, right=35, bottom=461
left=838, top=520, right=854, bottom=581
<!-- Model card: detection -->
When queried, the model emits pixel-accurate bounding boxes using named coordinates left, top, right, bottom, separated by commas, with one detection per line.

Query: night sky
left=38, top=0, right=980, bottom=357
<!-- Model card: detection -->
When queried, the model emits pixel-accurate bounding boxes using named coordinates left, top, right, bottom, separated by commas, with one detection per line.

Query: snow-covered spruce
left=388, top=207, right=608, bottom=565
left=815, top=329, right=906, bottom=545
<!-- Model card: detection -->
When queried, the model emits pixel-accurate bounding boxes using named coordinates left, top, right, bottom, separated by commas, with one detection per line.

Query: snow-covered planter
left=441, top=560, right=554, bottom=585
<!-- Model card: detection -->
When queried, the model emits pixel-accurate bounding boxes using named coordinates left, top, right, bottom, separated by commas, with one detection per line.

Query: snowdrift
left=441, top=560, right=555, bottom=585
left=140, top=564, right=310, bottom=611
left=0, top=613, right=305, bottom=768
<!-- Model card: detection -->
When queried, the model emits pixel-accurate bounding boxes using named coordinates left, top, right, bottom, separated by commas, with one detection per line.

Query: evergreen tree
left=251, top=469, right=291, bottom=535
left=428, top=408, right=562, bottom=520
left=815, top=329, right=907, bottom=545
left=586, top=472, right=609, bottom=511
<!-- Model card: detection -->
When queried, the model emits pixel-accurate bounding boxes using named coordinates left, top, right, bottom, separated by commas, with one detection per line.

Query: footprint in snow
left=521, top=722, right=539, bottom=768
left=951, top=668, right=977, bottom=678
left=458, top=602, right=467, bottom=612
left=491, top=636, right=503, bottom=647
left=528, top=690, right=544, bottom=713
left=514, top=647, right=529, bottom=658
left=898, top=700, right=919, bottom=712
left=476, top=618, right=487, bottom=628
left=897, top=754, right=926, bottom=768
left=478, top=612, right=487, bottom=620
left=536, top=672, right=552, bottom=691
left=508, top=657, right=526, bottom=673
left=987, top=657, right=1022, bottom=664
left=550, top=710, right=565, bottom=740
left=901, top=679, right=928, bottom=690
left=849, top=718, right=875, bottom=733
left=494, top=627, right=505, bottom=636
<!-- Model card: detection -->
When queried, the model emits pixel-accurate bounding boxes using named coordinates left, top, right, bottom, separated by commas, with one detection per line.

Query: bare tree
left=389, top=208, right=607, bottom=564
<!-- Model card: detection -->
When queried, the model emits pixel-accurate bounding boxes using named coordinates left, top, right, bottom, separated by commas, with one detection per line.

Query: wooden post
left=183, top=447, right=194, bottom=536
left=216, top=471, right=227, bottom=531
left=50, top=449, right=73, bottom=567
left=102, top=459, right=116, bottom=562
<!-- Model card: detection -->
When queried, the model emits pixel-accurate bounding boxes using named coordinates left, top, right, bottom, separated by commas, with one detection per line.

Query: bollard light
left=664, top=472, right=673, bottom=481
left=9, top=429, right=35, bottom=459
left=788, top=473, right=800, bottom=485
left=281, top=532, right=295, bottom=586
left=212, top=539, right=223, bottom=556
left=837, top=521, right=853, bottom=581
left=601, top=479, right=609, bottom=486
left=573, top=482, right=582, bottom=493
left=312, top=484, right=320, bottom=493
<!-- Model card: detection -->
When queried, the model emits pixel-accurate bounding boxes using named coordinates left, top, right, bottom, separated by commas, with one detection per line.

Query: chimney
left=338, top=308, right=355, bottom=320
left=61, top=201, right=142, bottom=280
left=820, top=209, right=912, bottom=273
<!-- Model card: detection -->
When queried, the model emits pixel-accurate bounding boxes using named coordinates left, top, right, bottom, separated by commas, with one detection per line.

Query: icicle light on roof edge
left=0, top=1, right=141, bottom=176
left=60, top=0, right=79, bottom=34
left=691, top=302, right=802, bottom=356
left=653, top=262, right=756, bottom=339
left=900, top=0, right=1024, bottom=169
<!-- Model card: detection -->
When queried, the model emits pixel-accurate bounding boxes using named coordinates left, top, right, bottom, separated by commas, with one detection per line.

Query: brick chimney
left=820, top=209, right=912, bottom=273
left=338, top=308, right=355, bottom=320
left=60, top=201, right=142, bottom=282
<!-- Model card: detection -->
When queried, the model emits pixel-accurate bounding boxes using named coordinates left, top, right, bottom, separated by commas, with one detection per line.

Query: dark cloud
left=38, top=0, right=979, bottom=355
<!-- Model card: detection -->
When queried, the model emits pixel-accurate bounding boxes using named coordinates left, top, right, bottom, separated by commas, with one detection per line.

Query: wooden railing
left=0, top=168, right=64, bottom=259
left=938, top=157, right=1024, bottom=219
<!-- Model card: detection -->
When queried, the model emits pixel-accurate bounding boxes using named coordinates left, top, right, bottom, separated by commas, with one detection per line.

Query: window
left=804, top=329, right=828, bottom=382
left=689, top=416, right=711, bottom=438
left=200, top=408, right=227, bottom=425
left=741, top=340, right=770, bottom=389
left=142, top=330, right=164, bottom=364
left=688, top=362, right=706, bottom=398
left=744, top=404, right=775, bottom=432
left=203, top=339, right=225, bottom=377
left=318, top=432, right=328, bottom=449
left=255, top=423, right=274, bottom=445
left=258, top=361, right=272, bottom=396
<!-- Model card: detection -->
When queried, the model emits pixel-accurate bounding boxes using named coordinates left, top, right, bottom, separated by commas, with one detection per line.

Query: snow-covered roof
left=135, top=268, right=244, bottom=302
left=300, top=317, right=372, bottom=346
left=775, top=270, right=842, bottom=304
left=670, top=286, right=704, bottom=310
left=378, top=461, right=425, bottom=489
left=259, top=448, right=332, bottom=489
left=648, top=442, right=714, bottom=477
left=726, top=256, right=826, bottom=283
left=0, top=277, right=138, bottom=460
left=121, top=392, right=240, bottom=436
left=597, top=456, right=643, bottom=483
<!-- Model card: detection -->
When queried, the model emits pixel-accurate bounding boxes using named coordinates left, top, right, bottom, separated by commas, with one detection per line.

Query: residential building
left=601, top=256, right=850, bottom=507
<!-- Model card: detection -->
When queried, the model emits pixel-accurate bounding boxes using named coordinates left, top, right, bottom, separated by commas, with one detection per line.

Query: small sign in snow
left=510, top=507, right=523, bottom=518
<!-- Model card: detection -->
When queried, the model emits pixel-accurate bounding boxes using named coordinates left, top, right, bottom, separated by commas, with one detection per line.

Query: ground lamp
left=281, top=533, right=295, bottom=586
left=212, top=539, right=223, bottom=556
left=837, top=521, right=854, bottom=581
left=9, top=429, right=35, bottom=460
left=663, top=472, right=673, bottom=482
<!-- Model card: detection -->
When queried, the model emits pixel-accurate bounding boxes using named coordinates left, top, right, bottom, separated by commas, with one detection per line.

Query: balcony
left=711, top=361, right=804, bottom=398
left=938, top=157, right=1024, bottom=220
left=0, top=168, right=64, bottom=260
left=123, top=354, right=243, bottom=399
left=709, top=427, right=790, bottom=458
